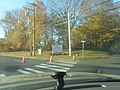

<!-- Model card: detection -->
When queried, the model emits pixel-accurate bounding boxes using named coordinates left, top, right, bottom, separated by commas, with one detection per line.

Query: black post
left=51, top=72, right=66, bottom=90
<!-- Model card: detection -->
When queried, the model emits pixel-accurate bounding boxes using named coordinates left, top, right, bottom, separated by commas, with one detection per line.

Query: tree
left=45, top=0, right=115, bottom=50
left=34, top=0, right=47, bottom=49
left=0, top=0, right=47, bottom=51
left=73, top=8, right=120, bottom=51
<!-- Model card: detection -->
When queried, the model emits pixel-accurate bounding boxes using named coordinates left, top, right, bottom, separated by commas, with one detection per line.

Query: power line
left=45, top=0, right=120, bottom=27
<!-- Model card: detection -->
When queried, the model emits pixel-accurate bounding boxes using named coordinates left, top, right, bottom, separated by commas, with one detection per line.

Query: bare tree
left=45, top=0, right=114, bottom=48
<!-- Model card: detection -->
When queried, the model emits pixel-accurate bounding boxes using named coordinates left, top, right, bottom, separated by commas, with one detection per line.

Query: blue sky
left=0, top=0, right=119, bottom=38
left=0, top=0, right=34, bottom=38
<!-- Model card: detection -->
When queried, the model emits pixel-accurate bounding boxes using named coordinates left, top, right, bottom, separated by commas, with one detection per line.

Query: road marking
left=0, top=74, right=7, bottom=77
left=47, top=62, right=74, bottom=67
left=102, top=85, right=106, bottom=87
left=41, top=63, right=70, bottom=70
left=55, top=60, right=78, bottom=64
left=97, top=68, right=101, bottom=73
left=17, top=69, right=31, bottom=74
left=35, top=65, right=67, bottom=72
left=24, top=68, right=44, bottom=73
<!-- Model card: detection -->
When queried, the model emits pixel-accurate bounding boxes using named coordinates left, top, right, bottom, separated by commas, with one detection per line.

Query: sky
left=0, top=0, right=34, bottom=38
left=0, top=0, right=119, bottom=38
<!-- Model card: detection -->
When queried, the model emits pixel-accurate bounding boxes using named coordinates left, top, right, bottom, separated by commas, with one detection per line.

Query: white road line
left=102, top=85, right=106, bottom=87
left=35, top=65, right=67, bottom=72
left=47, top=62, right=74, bottom=67
left=55, top=60, right=78, bottom=64
left=17, top=69, right=31, bottom=74
left=24, top=68, right=44, bottom=73
left=41, top=63, right=70, bottom=70
left=0, top=74, right=7, bottom=77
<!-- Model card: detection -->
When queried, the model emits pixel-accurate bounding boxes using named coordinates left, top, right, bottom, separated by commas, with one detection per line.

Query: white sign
left=52, top=45, right=63, bottom=54
left=81, top=41, right=86, bottom=43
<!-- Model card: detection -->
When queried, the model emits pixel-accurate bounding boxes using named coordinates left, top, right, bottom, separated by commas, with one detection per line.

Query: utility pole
left=27, top=9, right=32, bottom=56
left=24, top=7, right=33, bottom=56
left=28, top=14, right=32, bottom=56
left=32, top=3, right=36, bottom=56
left=29, top=2, right=37, bottom=56
left=68, top=11, right=71, bottom=56
left=24, top=2, right=37, bottom=56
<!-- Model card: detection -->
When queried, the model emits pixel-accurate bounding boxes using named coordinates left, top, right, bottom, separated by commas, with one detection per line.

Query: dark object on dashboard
left=51, top=72, right=66, bottom=90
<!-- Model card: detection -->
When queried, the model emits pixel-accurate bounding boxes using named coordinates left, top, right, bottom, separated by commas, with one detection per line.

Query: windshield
left=0, top=0, right=120, bottom=90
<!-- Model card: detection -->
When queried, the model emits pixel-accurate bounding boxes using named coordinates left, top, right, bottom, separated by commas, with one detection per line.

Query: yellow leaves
left=10, top=30, right=22, bottom=49
left=73, top=26, right=87, bottom=44
left=92, top=24, right=102, bottom=30
left=100, top=33, right=114, bottom=42
left=72, top=8, right=120, bottom=50
left=16, top=21, right=22, bottom=27
left=90, top=15, right=103, bottom=31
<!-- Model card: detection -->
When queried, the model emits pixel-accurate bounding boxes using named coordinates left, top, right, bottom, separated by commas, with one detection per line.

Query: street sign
left=81, top=41, right=86, bottom=43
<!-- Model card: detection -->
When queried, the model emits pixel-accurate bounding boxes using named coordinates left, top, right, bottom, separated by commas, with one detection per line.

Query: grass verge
left=0, top=50, right=109, bottom=60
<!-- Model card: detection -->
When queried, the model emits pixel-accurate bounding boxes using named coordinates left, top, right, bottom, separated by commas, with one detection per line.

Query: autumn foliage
left=0, top=0, right=120, bottom=53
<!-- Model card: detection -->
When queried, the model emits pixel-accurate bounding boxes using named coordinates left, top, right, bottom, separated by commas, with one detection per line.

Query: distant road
left=70, top=54, right=120, bottom=75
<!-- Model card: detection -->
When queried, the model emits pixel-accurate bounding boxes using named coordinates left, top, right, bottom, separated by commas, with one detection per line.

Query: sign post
left=81, top=41, right=86, bottom=58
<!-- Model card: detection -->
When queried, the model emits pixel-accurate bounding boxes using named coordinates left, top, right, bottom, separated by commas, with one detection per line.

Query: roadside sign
left=52, top=45, right=63, bottom=55
left=81, top=40, right=86, bottom=43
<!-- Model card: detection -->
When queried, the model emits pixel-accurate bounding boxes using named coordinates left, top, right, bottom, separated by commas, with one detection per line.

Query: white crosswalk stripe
left=17, top=69, right=32, bottom=74
left=17, top=61, right=77, bottom=74
left=47, top=62, right=74, bottom=67
left=41, top=63, right=70, bottom=70
left=55, top=60, right=78, bottom=64
left=35, top=65, right=67, bottom=72
left=24, top=68, right=44, bottom=73
left=0, top=74, right=7, bottom=77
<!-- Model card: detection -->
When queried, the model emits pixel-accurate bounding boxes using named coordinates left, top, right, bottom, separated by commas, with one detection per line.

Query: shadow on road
left=4, top=65, right=21, bottom=72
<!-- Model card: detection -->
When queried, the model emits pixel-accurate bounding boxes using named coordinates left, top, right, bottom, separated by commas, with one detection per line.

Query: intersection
left=0, top=55, right=78, bottom=76
left=0, top=55, right=120, bottom=77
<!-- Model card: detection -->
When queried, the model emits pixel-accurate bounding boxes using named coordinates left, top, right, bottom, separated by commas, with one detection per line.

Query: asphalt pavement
left=0, top=56, right=47, bottom=76
left=0, top=55, right=120, bottom=90
left=0, top=54, right=120, bottom=77
left=70, top=54, right=120, bottom=75
left=0, top=55, right=78, bottom=76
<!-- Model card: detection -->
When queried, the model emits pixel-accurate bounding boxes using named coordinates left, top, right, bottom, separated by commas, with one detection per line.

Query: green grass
left=0, top=50, right=109, bottom=60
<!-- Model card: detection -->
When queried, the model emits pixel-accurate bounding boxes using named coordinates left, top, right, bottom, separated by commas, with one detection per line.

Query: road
left=0, top=54, right=120, bottom=77
left=70, top=54, right=120, bottom=75
left=0, top=55, right=120, bottom=90
left=0, top=55, right=77, bottom=76
left=0, top=72, right=120, bottom=90
left=0, top=56, right=47, bottom=76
